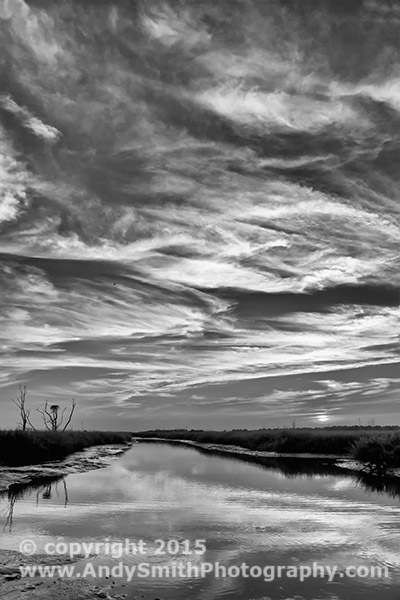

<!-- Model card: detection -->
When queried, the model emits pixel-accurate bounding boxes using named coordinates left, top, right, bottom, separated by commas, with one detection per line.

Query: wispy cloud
left=0, top=0, right=399, bottom=427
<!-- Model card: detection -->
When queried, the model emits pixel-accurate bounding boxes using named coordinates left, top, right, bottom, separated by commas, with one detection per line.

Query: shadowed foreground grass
left=133, top=427, right=400, bottom=457
left=352, top=435, right=400, bottom=475
left=0, top=430, right=132, bottom=467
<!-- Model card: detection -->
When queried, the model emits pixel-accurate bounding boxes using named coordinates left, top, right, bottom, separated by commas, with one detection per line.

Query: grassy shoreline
left=3, top=427, right=400, bottom=473
left=132, top=427, right=399, bottom=455
left=0, top=430, right=132, bottom=467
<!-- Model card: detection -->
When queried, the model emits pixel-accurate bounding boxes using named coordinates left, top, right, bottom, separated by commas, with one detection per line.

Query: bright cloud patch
left=0, top=0, right=399, bottom=428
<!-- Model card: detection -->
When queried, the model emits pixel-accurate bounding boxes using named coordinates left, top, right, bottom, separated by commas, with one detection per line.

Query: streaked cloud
left=0, top=0, right=399, bottom=428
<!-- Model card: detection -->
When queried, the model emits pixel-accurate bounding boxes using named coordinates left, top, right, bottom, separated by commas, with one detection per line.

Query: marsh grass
left=351, top=434, right=400, bottom=474
left=134, top=427, right=400, bottom=457
left=0, top=430, right=132, bottom=467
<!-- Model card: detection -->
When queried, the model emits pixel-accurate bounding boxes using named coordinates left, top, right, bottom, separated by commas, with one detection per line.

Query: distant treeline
left=0, top=430, right=132, bottom=467
left=133, top=428, right=400, bottom=457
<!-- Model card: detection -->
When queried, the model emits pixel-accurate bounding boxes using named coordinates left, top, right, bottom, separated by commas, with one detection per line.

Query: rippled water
left=1, top=443, right=400, bottom=599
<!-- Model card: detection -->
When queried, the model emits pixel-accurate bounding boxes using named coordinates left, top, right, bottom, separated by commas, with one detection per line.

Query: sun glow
left=317, top=414, right=330, bottom=423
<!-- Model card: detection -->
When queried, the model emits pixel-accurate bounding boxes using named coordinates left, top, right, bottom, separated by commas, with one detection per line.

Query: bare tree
left=37, top=399, right=76, bottom=431
left=11, top=385, right=36, bottom=431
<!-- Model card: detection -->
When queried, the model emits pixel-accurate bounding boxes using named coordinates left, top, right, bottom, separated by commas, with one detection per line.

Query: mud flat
left=0, top=443, right=132, bottom=493
left=0, top=549, right=130, bottom=600
left=0, top=443, right=133, bottom=599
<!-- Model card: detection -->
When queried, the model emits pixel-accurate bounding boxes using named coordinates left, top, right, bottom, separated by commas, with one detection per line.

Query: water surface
left=1, top=442, right=400, bottom=600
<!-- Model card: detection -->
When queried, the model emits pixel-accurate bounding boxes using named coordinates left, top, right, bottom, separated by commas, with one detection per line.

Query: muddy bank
left=133, top=436, right=348, bottom=461
left=0, top=549, right=131, bottom=600
left=0, top=443, right=132, bottom=494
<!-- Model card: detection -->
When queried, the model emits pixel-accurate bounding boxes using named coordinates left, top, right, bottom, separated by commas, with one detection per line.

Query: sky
left=0, top=0, right=399, bottom=430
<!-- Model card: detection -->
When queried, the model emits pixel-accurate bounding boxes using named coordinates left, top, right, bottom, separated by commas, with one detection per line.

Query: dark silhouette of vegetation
left=134, top=427, right=400, bottom=456
left=11, top=385, right=35, bottom=431
left=0, top=430, right=132, bottom=467
left=351, top=435, right=400, bottom=476
left=37, top=399, right=76, bottom=431
left=10, top=385, right=76, bottom=431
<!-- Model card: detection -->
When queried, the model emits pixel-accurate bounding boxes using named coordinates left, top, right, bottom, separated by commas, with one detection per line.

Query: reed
left=0, top=430, right=132, bottom=467
left=133, top=427, right=400, bottom=457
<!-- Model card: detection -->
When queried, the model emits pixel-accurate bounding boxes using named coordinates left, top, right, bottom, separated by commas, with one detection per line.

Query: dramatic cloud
left=0, top=0, right=399, bottom=429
